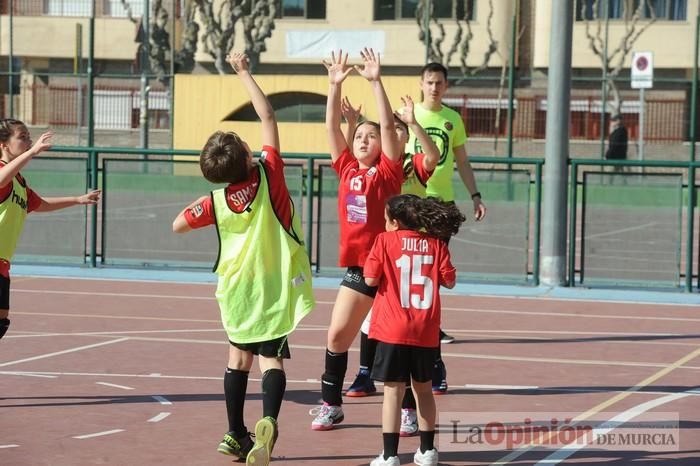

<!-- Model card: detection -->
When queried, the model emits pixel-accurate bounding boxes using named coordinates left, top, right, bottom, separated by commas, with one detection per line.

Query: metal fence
left=13, top=147, right=700, bottom=291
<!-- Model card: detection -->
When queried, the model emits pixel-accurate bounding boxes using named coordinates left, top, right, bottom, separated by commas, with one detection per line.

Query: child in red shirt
left=363, top=194, right=465, bottom=466
left=311, top=48, right=404, bottom=431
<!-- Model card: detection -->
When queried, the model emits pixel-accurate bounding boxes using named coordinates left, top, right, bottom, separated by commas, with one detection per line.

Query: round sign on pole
left=631, top=51, right=653, bottom=89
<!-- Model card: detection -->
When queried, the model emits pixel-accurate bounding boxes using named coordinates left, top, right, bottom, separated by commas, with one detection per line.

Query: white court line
left=534, top=390, right=694, bottom=465
left=148, top=412, right=171, bottom=423
left=577, top=222, right=658, bottom=240
left=465, top=384, right=540, bottom=390
left=491, top=346, right=700, bottom=465
left=0, top=371, right=57, bottom=378
left=73, top=429, right=124, bottom=440
left=14, top=288, right=700, bottom=308
left=152, top=395, right=172, bottom=405
left=13, top=289, right=214, bottom=300
left=0, top=338, right=129, bottom=368
left=96, top=381, right=134, bottom=390
left=7, top=329, right=223, bottom=338
left=0, top=445, right=19, bottom=449
left=439, top=307, right=700, bottom=323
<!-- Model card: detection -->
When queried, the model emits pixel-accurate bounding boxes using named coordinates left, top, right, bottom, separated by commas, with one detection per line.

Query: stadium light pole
left=540, top=0, right=573, bottom=287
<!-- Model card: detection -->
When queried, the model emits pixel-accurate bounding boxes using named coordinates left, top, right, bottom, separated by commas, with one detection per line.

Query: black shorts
left=0, top=275, right=9, bottom=310
left=340, top=266, right=378, bottom=298
left=230, top=335, right=291, bottom=359
left=371, top=341, right=438, bottom=384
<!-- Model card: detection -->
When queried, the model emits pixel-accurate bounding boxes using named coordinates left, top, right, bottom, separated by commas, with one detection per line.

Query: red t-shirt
left=332, top=148, right=403, bottom=267
left=412, top=153, right=433, bottom=186
left=364, top=230, right=455, bottom=347
left=184, top=146, right=293, bottom=230
left=0, top=162, right=43, bottom=277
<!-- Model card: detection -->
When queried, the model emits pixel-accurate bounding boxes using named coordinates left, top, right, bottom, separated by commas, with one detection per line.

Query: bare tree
left=121, top=0, right=198, bottom=84
left=193, top=0, right=277, bottom=74
left=415, top=0, right=498, bottom=75
left=581, top=0, right=657, bottom=115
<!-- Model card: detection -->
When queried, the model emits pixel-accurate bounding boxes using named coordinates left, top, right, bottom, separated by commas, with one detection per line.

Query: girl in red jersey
left=311, top=48, right=404, bottom=431
left=363, top=194, right=465, bottom=466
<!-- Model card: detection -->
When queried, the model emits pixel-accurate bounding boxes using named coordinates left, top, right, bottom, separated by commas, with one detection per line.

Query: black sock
left=321, top=349, right=347, bottom=406
left=359, top=333, right=378, bottom=373
left=0, top=318, right=9, bottom=340
left=224, top=368, right=249, bottom=436
left=419, top=430, right=435, bottom=453
left=402, top=384, right=416, bottom=409
left=383, top=432, right=400, bottom=458
left=261, top=368, right=286, bottom=420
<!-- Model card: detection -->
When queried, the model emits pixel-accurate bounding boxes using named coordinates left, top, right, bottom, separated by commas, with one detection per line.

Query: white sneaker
left=370, top=453, right=400, bottom=466
left=414, top=447, right=438, bottom=466
left=400, top=408, right=418, bottom=437
left=310, top=403, right=344, bottom=431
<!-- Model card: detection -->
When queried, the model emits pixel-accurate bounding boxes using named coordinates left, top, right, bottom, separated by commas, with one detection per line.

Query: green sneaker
left=246, top=416, right=278, bottom=465
left=217, top=431, right=254, bottom=459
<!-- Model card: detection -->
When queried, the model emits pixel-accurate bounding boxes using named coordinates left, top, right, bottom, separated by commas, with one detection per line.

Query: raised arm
left=227, top=52, right=279, bottom=151
left=322, top=50, right=354, bottom=163
left=341, top=96, right=362, bottom=149
left=396, top=95, right=439, bottom=172
left=354, top=48, right=401, bottom=163
left=35, top=190, right=101, bottom=213
left=0, top=132, right=53, bottom=189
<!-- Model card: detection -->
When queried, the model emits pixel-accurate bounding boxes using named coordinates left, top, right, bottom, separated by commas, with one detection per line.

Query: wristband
left=471, top=191, right=482, bottom=200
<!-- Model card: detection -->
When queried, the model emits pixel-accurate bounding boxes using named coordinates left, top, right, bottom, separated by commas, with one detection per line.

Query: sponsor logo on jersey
left=190, top=204, right=204, bottom=218
left=415, top=127, right=450, bottom=165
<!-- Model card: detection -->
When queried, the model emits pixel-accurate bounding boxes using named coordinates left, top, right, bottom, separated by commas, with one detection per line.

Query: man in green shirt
left=409, top=62, right=486, bottom=219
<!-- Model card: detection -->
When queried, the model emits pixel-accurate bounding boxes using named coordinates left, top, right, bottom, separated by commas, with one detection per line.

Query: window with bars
left=576, top=0, right=687, bottom=21
left=374, top=0, right=475, bottom=21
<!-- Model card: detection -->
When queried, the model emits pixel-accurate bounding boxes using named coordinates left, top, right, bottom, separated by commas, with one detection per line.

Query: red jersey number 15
left=395, top=254, right=434, bottom=310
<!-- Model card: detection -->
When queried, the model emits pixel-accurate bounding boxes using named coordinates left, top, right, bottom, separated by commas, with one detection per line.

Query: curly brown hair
left=386, top=194, right=466, bottom=241
left=199, top=131, right=252, bottom=185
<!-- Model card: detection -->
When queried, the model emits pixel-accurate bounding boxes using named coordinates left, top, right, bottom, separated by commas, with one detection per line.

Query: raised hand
left=227, top=52, right=250, bottom=74
left=30, top=131, right=53, bottom=156
left=354, top=47, right=381, bottom=82
left=395, top=95, right=416, bottom=126
left=341, top=96, right=362, bottom=126
left=322, top=49, right=354, bottom=85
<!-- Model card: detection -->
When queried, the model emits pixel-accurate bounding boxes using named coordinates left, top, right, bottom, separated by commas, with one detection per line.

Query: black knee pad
left=0, top=318, right=9, bottom=339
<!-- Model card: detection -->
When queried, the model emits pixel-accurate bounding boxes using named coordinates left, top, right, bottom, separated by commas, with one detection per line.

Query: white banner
left=286, top=30, right=385, bottom=59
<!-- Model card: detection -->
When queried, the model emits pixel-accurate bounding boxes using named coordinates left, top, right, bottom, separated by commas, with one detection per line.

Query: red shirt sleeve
left=363, top=234, right=385, bottom=280
left=26, top=188, right=42, bottom=213
left=183, top=195, right=215, bottom=229
left=412, top=152, right=434, bottom=186
left=438, top=241, right=456, bottom=286
left=259, top=145, right=293, bottom=230
left=375, top=152, right=404, bottom=198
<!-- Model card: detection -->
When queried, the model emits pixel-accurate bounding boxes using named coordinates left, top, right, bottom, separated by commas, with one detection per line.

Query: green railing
left=568, top=159, right=700, bottom=291
left=20, top=146, right=700, bottom=291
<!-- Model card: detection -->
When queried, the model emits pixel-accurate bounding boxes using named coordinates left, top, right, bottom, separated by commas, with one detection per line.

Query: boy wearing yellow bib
left=172, top=52, right=314, bottom=466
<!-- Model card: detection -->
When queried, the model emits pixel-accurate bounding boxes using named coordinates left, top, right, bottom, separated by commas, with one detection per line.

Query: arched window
left=224, top=92, right=327, bottom=123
